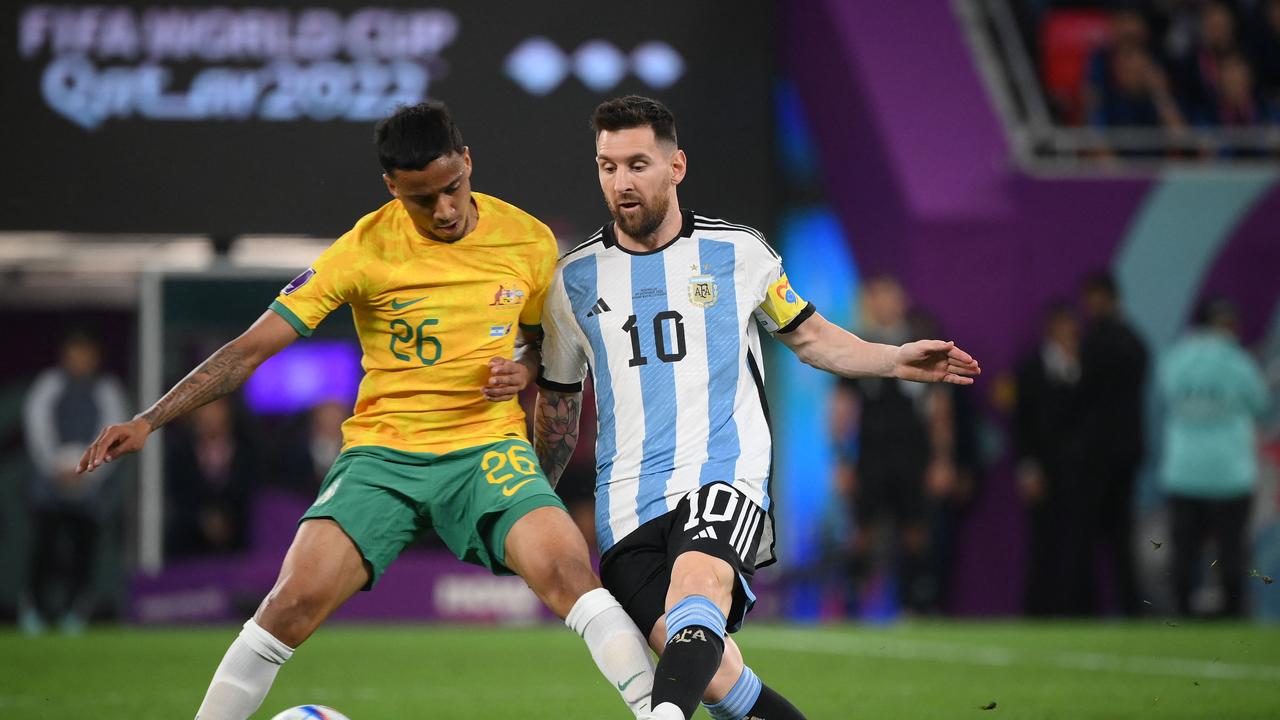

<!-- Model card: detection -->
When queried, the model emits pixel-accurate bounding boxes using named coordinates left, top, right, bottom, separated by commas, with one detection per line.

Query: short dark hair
left=1081, top=271, right=1118, bottom=300
left=591, top=95, right=678, bottom=146
left=63, top=326, right=100, bottom=349
left=1192, top=296, right=1238, bottom=329
left=375, top=102, right=465, bottom=175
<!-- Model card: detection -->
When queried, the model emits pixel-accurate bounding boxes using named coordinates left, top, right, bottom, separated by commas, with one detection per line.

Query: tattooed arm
left=78, top=310, right=299, bottom=473
left=533, top=389, right=583, bottom=489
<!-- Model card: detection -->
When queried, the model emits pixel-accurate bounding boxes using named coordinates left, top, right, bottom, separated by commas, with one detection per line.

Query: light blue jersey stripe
left=631, top=253, right=679, bottom=526
left=564, top=256, right=616, bottom=551
left=698, top=239, right=741, bottom=486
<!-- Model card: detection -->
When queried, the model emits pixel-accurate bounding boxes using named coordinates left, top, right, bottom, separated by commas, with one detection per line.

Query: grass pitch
left=2, top=621, right=1278, bottom=719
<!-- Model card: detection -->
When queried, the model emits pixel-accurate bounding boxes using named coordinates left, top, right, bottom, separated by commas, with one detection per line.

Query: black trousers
left=1170, top=494, right=1251, bottom=617
left=1092, top=461, right=1140, bottom=616
left=27, top=507, right=98, bottom=621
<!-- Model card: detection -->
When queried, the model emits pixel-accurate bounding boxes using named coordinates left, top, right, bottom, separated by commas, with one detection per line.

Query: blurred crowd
left=1019, top=0, right=1280, bottom=154
left=827, top=272, right=1275, bottom=620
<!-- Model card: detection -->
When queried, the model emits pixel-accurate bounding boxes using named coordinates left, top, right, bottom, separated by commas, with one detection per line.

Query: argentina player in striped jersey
left=534, top=96, right=981, bottom=720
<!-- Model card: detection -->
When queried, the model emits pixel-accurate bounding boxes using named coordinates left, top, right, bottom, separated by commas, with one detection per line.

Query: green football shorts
left=300, top=438, right=566, bottom=588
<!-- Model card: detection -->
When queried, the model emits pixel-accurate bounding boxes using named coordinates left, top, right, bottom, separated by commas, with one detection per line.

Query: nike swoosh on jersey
left=390, top=296, right=427, bottom=310
left=503, top=479, right=534, bottom=496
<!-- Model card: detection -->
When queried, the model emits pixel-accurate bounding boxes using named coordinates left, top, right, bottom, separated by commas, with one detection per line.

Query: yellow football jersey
left=270, top=192, right=557, bottom=455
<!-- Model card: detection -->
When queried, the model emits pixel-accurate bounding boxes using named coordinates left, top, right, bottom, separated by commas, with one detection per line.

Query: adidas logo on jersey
left=585, top=297, right=611, bottom=317
left=691, top=526, right=718, bottom=541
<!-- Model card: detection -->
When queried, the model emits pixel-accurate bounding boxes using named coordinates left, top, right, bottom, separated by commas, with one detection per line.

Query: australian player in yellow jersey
left=77, top=102, right=656, bottom=720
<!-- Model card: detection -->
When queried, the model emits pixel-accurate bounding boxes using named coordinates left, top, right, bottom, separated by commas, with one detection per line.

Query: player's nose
left=611, top=169, right=634, bottom=193
left=433, top=197, right=455, bottom=223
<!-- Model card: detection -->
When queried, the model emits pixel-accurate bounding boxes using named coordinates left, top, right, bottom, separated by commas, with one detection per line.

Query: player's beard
left=611, top=192, right=669, bottom=241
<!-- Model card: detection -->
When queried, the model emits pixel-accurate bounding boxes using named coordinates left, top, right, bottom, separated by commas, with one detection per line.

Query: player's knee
left=548, top=553, right=598, bottom=597
left=523, top=553, right=598, bottom=617
left=257, top=582, right=331, bottom=646
left=668, top=568, right=732, bottom=610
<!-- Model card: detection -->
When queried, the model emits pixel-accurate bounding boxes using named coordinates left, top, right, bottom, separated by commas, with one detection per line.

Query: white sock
left=194, top=619, right=295, bottom=720
left=566, top=588, right=657, bottom=717
left=647, top=701, right=685, bottom=720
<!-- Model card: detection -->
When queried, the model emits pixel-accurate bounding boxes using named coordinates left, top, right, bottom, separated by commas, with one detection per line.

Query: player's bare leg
left=196, top=519, right=369, bottom=720
left=645, top=552, right=806, bottom=720
left=504, top=506, right=656, bottom=716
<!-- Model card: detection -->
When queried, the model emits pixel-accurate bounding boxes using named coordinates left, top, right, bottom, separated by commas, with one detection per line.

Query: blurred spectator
left=1198, top=52, right=1280, bottom=127
left=20, top=329, right=128, bottom=634
left=165, top=397, right=259, bottom=558
left=832, top=276, right=948, bottom=615
left=908, top=308, right=979, bottom=612
left=1029, top=0, right=1280, bottom=155
left=1249, top=0, right=1280, bottom=104
left=1078, top=271, right=1149, bottom=617
left=1168, top=0, right=1240, bottom=118
left=279, top=399, right=349, bottom=496
left=1089, top=41, right=1187, bottom=129
left=1014, top=302, right=1094, bottom=615
left=1158, top=298, right=1268, bottom=617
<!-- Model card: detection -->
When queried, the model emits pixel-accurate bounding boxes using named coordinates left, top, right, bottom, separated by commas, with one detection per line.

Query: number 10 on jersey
left=622, top=311, right=686, bottom=367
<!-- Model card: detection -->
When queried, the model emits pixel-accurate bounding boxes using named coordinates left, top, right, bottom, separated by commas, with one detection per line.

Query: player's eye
left=631, top=163, right=647, bottom=172
left=601, top=164, right=616, bottom=174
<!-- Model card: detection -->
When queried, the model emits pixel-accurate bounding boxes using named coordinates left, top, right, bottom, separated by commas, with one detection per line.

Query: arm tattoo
left=139, top=344, right=253, bottom=431
left=534, top=390, right=582, bottom=489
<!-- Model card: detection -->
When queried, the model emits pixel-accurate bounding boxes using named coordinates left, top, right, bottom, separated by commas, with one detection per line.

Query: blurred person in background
left=1158, top=297, right=1268, bottom=617
left=165, top=396, right=258, bottom=558
left=908, top=308, right=979, bottom=613
left=1014, top=302, right=1093, bottom=616
left=1169, top=0, right=1240, bottom=118
left=1248, top=0, right=1280, bottom=108
left=1197, top=52, right=1280, bottom=127
left=278, top=398, right=350, bottom=497
left=831, top=276, right=950, bottom=615
left=20, top=329, right=128, bottom=634
left=1078, top=271, right=1149, bottom=617
left=1088, top=40, right=1187, bottom=131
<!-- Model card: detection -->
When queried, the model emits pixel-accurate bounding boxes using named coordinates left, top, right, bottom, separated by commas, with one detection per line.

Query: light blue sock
left=703, top=666, right=763, bottom=720
left=664, top=595, right=726, bottom=643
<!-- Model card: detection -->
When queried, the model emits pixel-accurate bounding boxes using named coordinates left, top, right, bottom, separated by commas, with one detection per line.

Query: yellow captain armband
left=755, top=273, right=814, bottom=334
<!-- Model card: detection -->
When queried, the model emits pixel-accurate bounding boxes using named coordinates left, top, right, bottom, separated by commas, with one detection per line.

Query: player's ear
left=670, top=148, right=687, bottom=185
left=461, top=146, right=473, bottom=176
left=382, top=172, right=398, bottom=198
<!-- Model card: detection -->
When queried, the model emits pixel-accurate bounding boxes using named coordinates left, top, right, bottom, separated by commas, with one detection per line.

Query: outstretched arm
left=533, top=389, right=583, bottom=488
left=78, top=309, right=298, bottom=472
left=775, top=312, right=981, bottom=385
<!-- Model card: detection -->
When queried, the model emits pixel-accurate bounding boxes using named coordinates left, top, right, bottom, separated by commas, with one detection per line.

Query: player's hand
left=892, top=340, right=980, bottom=385
left=77, top=418, right=152, bottom=474
left=483, top=357, right=529, bottom=402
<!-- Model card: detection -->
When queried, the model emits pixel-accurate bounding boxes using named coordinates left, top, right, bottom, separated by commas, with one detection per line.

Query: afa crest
left=688, top=274, right=718, bottom=308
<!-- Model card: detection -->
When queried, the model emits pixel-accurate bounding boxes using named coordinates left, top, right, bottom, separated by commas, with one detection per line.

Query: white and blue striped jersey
left=539, top=210, right=814, bottom=567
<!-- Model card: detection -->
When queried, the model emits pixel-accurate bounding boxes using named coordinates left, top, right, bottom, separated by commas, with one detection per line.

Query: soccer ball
left=269, top=706, right=351, bottom=720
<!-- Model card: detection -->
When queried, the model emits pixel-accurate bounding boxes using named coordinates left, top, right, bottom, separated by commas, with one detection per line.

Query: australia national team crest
left=688, top=274, right=718, bottom=308
left=489, top=284, right=526, bottom=306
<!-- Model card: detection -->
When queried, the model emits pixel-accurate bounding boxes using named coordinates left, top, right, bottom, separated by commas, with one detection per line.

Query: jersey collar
left=602, top=209, right=695, bottom=256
